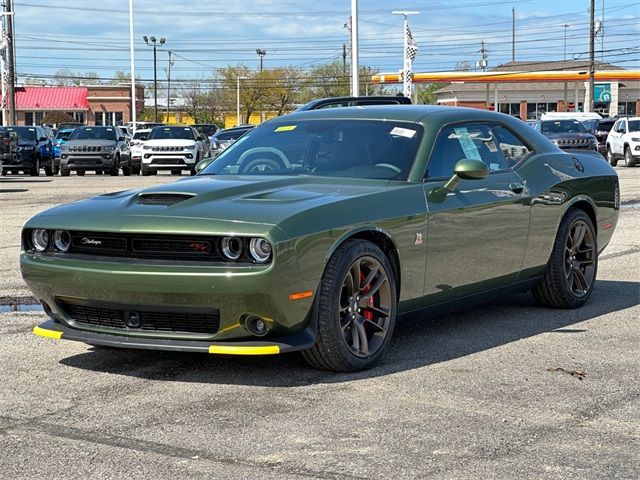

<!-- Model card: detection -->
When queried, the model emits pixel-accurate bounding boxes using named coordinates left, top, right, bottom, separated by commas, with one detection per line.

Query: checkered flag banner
left=406, top=25, right=418, bottom=61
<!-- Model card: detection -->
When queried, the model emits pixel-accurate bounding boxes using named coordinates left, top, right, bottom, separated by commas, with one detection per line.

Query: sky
left=9, top=0, right=640, bottom=86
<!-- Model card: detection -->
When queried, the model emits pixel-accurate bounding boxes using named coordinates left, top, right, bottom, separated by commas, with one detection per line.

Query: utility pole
left=342, top=44, right=347, bottom=85
left=562, top=24, right=570, bottom=109
left=351, top=0, right=359, bottom=97
left=165, top=50, right=173, bottom=122
left=143, top=35, right=165, bottom=122
left=478, top=41, right=490, bottom=109
left=343, top=19, right=352, bottom=95
left=589, top=0, right=595, bottom=113
left=600, top=0, right=605, bottom=62
left=256, top=49, right=266, bottom=123
left=511, top=7, right=515, bottom=63
left=6, top=0, right=15, bottom=125
left=128, top=0, right=136, bottom=132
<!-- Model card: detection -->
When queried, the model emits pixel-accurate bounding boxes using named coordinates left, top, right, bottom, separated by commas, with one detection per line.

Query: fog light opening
left=246, top=316, right=269, bottom=337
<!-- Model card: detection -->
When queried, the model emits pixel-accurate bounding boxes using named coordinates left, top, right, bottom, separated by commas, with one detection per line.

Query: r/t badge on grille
left=125, top=311, right=141, bottom=328
left=415, top=232, right=423, bottom=245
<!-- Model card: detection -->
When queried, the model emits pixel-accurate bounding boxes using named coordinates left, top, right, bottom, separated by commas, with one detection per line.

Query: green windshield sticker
left=275, top=125, right=297, bottom=132
left=453, top=127, right=480, bottom=161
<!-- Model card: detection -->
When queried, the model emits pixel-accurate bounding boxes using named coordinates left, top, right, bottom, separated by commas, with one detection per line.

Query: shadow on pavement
left=59, top=279, right=639, bottom=386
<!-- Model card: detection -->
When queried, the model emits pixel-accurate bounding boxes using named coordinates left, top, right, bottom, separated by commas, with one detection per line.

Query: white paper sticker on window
left=390, top=127, right=416, bottom=138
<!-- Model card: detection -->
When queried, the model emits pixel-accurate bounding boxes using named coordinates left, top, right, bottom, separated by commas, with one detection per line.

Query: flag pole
left=392, top=11, right=419, bottom=99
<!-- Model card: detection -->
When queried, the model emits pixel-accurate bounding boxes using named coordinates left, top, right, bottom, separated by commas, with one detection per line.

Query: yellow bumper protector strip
left=209, top=345, right=280, bottom=355
left=33, top=326, right=63, bottom=340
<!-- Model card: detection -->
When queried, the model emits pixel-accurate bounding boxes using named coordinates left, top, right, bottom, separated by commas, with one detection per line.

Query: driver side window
left=426, top=123, right=524, bottom=179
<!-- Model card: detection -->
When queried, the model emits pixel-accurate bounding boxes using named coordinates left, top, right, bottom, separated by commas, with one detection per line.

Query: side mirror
left=442, top=159, right=489, bottom=192
left=194, top=157, right=214, bottom=174
left=198, top=134, right=207, bottom=141
left=118, top=136, right=125, bottom=142
left=39, top=136, right=47, bottom=142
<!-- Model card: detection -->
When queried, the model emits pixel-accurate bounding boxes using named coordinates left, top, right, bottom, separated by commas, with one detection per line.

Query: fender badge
left=414, top=233, right=423, bottom=245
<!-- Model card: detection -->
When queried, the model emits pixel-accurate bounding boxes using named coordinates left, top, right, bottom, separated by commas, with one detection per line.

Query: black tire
left=132, top=165, right=141, bottom=175
left=141, top=165, right=151, bottom=176
left=29, top=158, right=40, bottom=176
left=77, top=170, right=85, bottom=176
left=60, top=167, right=70, bottom=177
left=624, top=146, right=635, bottom=167
left=122, top=163, right=131, bottom=176
left=44, top=159, right=54, bottom=176
left=110, top=156, right=120, bottom=176
left=606, top=146, right=618, bottom=167
left=533, top=208, right=598, bottom=309
left=53, top=165, right=60, bottom=175
left=171, top=169, right=181, bottom=175
left=301, top=239, right=397, bottom=372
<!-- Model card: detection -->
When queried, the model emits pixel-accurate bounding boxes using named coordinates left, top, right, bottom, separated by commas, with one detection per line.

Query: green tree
left=417, top=83, right=446, bottom=105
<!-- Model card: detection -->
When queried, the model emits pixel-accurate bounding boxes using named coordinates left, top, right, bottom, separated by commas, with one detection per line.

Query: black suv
left=60, top=126, right=131, bottom=176
left=296, top=95, right=412, bottom=111
left=533, top=119, right=597, bottom=151
left=0, top=126, right=54, bottom=176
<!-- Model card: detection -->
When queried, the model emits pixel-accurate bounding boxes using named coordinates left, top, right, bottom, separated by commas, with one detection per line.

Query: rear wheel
left=44, top=159, right=53, bottom=176
left=53, top=165, right=60, bottom=175
left=122, top=163, right=131, bottom=176
left=624, top=146, right=635, bottom=167
left=533, top=209, right=597, bottom=309
left=77, top=170, right=85, bottom=176
left=141, top=165, right=151, bottom=176
left=607, top=146, right=618, bottom=167
left=60, top=167, right=70, bottom=177
left=302, top=239, right=396, bottom=372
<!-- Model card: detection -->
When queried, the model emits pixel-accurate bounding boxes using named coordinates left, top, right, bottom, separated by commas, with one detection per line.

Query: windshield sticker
left=390, top=127, right=416, bottom=138
left=275, top=125, right=297, bottom=132
left=453, top=127, right=481, bottom=161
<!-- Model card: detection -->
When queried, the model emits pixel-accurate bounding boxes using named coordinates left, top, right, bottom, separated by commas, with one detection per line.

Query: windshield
left=202, top=119, right=423, bottom=181
left=214, top=129, right=252, bottom=141
left=596, top=121, right=615, bottom=132
left=0, top=127, right=37, bottom=141
left=55, top=130, right=73, bottom=141
left=71, top=127, right=117, bottom=141
left=541, top=120, right=587, bottom=134
left=133, top=131, right=150, bottom=140
left=629, top=120, right=640, bottom=132
left=148, top=127, right=195, bottom=140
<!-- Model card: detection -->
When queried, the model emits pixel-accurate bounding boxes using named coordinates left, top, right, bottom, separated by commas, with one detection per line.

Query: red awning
left=12, top=86, right=89, bottom=111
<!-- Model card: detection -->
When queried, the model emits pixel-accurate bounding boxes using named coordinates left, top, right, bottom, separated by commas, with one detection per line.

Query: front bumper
left=33, top=318, right=314, bottom=354
left=142, top=152, right=196, bottom=170
left=21, top=250, right=318, bottom=348
left=61, top=153, right=115, bottom=170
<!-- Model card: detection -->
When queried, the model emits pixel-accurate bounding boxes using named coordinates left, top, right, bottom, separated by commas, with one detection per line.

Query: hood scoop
left=138, top=192, right=196, bottom=206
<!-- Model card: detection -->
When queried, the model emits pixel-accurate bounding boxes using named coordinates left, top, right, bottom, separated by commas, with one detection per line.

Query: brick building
left=7, top=84, right=144, bottom=126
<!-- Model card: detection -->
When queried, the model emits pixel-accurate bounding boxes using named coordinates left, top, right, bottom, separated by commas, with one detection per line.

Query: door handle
left=509, top=182, right=524, bottom=194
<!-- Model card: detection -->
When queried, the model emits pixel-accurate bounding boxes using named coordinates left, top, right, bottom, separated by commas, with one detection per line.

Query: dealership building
left=3, top=84, right=144, bottom=126
left=374, top=61, right=640, bottom=120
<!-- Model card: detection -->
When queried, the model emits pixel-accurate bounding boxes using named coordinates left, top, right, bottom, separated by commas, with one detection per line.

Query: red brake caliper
left=360, top=272, right=374, bottom=321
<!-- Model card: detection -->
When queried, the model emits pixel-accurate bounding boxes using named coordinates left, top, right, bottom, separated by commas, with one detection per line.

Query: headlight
left=249, top=238, right=272, bottom=263
left=187, top=143, right=197, bottom=150
left=61, top=145, right=69, bottom=151
left=631, top=137, right=640, bottom=142
left=52, top=230, right=71, bottom=252
left=143, top=145, right=152, bottom=150
left=102, top=145, right=115, bottom=151
left=221, top=237, right=243, bottom=261
left=31, top=229, right=49, bottom=252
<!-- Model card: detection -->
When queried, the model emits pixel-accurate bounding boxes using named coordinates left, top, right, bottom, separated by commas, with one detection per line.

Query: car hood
left=17, top=140, right=36, bottom=147
left=64, top=139, right=117, bottom=147
left=27, top=175, right=393, bottom=237
left=144, top=139, right=196, bottom=146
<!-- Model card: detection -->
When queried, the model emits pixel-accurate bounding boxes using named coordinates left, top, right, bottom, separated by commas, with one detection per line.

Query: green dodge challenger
left=23, top=106, right=619, bottom=371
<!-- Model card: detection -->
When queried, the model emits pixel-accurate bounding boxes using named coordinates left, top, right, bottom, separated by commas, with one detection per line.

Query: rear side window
left=427, top=123, right=530, bottom=178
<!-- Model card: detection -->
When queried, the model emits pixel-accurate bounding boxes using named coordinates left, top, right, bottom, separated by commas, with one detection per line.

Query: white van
left=541, top=112, right=602, bottom=121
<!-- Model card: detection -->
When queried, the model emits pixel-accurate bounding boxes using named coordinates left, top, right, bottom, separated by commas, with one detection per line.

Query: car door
left=612, top=120, right=625, bottom=155
left=422, top=122, right=531, bottom=304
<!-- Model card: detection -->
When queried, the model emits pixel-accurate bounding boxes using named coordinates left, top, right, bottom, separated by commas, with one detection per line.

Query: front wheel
left=302, top=239, right=397, bottom=372
left=29, top=158, right=40, bottom=176
left=624, top=147, right=635, bottom=167
left=533, top=208, right=597, bottom=309
left=607, top=146, right=618, bottom=167
left=110, top=157, right=120, bottom=176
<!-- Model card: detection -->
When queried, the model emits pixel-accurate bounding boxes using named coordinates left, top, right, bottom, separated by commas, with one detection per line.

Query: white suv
left=141, top=126, right=206, bottom=176
left=606, top=117, right=640, bottom=167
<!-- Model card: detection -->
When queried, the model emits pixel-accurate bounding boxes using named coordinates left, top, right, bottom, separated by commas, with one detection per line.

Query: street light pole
left=128, top=0, right=136, bottom=132
left=143, top=35, right=165, bottom=122
left=588, top=0, right=595, bottom=113
left=236, top=76, right=247, bottom=126
left=256, top=49, right=266, bottom=122
left=256, top=49, right=266, bottom=72
left=166, top=50, right=173, bottom=122
left=351, top=0, right=359, bottom=97
left=561, top=24, right=570, bottom=110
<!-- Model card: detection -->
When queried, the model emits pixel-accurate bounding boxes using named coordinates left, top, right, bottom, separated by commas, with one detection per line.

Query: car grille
left=68, top=146, right=103, bottom=152
left=68, top=231, right=222, bottom=261
left=151, top=158, right=186, bottom=165
left=151, top=146, right=184, bottom=152
left=59, top=300, right=220, bottom=335
left=554, top=139, right=594, bottom=149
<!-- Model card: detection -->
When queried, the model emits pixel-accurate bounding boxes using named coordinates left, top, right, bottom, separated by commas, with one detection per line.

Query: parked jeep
left=0, top=126, right=54, bottom=176
left=59, top=126, right=131, bottom=176
left=0, top=129, right=18, bottom=175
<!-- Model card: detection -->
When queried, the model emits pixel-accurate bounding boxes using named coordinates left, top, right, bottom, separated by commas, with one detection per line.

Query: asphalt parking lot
left=0, top=170, right=638, bottom=479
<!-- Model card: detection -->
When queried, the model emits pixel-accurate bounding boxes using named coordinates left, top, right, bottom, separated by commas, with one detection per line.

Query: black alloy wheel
left=533, top=208, right=598, bottom=309
left=29, top=157, right=40, bottom=176
left=302, top=239, right=397, bottom=372
left=607, top=146, right=617, bottom=167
